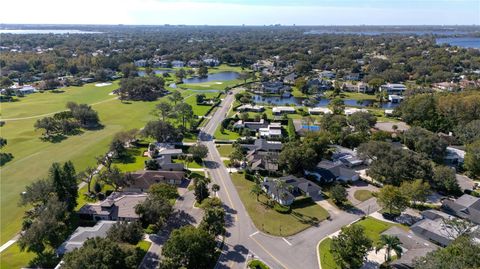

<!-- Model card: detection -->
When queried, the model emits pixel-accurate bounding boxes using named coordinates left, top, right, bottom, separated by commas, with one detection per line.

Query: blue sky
left=2, top=0, right=479, bottom=25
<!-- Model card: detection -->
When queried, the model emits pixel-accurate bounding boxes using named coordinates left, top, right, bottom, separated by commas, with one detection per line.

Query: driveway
left=347, top=181, right=379, bottom=205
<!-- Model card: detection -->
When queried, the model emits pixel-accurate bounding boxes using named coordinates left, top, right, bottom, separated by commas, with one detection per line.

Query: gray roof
left=254, top=139, right=282, bottom=151
left=382, top=226, right=438, bottom=268
left=314, top=160, right=359, bottom=181
left=442, top=194, right=480, bottom=224
left=57, top=221, right=117, bottom=255
left=78, top=193, right=147, bottom=220
left=411, top=210, right=459, bottom=247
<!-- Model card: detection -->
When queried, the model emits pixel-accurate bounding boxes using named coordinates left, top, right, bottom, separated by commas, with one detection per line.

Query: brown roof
left=127, top=170, right=185, bottom=190
left=78, top=192, right=147, bottom=220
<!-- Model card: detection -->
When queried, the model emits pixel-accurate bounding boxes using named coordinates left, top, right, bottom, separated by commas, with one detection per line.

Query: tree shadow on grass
left=40, top=134, right=68, bottom=143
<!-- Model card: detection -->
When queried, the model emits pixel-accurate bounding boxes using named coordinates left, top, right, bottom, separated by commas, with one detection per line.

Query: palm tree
left=250, top=183, right=263, bottom=201
left=211, top=184, right=220, bottom=196
left=375, top=234, right=403, bottom=262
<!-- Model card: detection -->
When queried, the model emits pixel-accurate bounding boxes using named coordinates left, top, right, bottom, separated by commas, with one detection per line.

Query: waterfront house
left=171, top=60, right=185, bottom=68
left=233, top=119, right=269, bottom=131
left=236, top=104, right=265, bottom=112
left=388, top=94, right=404, bottom=103
left=380, top=83, right=407, bottom=95
left=272, top=106, right=296, bottom=115
left=308, top=107, right=332, bottom=115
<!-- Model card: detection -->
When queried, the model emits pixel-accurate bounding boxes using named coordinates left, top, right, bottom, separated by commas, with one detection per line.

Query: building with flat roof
left=380, top=83, right=407, bottom=95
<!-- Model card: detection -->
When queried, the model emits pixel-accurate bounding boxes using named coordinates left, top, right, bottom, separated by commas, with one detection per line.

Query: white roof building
left=272, top=106, right=296, bottom=115
left=308, top=107, right=332, bottom=115
left=344, top=107, right=368, bottom=116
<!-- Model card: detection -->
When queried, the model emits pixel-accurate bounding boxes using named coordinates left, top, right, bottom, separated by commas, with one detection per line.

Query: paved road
left=196, top=88, right=381, bottom=269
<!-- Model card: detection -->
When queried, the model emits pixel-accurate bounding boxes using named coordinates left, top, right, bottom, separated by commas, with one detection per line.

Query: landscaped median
left=230, top=173, right=329, bottom=236
left=317, top=216, right=408, bottom=269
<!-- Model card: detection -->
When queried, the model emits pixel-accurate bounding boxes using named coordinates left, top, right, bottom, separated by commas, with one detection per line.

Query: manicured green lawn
left=354, top=190, right=373, bottom=202
left=113, top=147, right=149, bottom=173
left=135, top=240, right=152, bottom=252
left=214, top=126, right=241, bottom=141
left=231, top=173, right=329, bottom=236
left=318, top=238, right=339, bottom=269
left=0, top=243, right=36, bottom=269
left=216, top=144, right=234, bottom=157
left=318, top=217, right=408, bottom=269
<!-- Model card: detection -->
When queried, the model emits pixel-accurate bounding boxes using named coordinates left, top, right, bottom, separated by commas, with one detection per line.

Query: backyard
left=231, top=173, right=329, bottom=236
left=318, top=217, right=408, bottom=269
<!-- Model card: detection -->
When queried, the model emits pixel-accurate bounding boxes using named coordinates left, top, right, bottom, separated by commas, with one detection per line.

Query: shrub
left=248, top=259, right=270, bottom=269
left=274, top=203, right=291, bottom=214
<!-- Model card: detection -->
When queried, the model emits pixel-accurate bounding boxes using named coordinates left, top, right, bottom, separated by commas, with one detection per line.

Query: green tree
left=98, top=166, right=130, bottom=191
left=174, top=102, right=194, bottom=129
left=135, top=196, right=173, bottom=232
left=278, top=141, right=318, bottom=174
left=329, top=98, right=345, bottom=115
left=348, top=111, right=377, bottom=133
left=77, top=166, right=97, bottom=194
left=149, top=183, right=179, bottom=200
left=377, top=185, right=408, bottom=215
left=413, top=235, right=480, bottom=269
left=199, top=207, right=226, bottom=236
left=169, top=90, right=183, bottom=105
left=107, top=221, right=144, bottom=245
left=375, top=235, right=403, bottom=263
left=331, top=225, right=372, bottom=269
left=161, top=226, right=217, bottom=269
left=109, top=138, right=127, bottom=159
left=50, top=161, right=78, bottom=212
left=188, top=144, right=208, bottom=160
left=464, top=139, right=480, bottom=179
left=194, top=178, right=210, bottom=204
left=156, top=102, right=172, bottom=121
left=250, top=183, right=263, bottom=201
left=62, top=237, right=139, bottom=269
left=211, top=184, right=220, bottom=196
left=198, top=66, right=208, bottom=77
left=433, top=166, right=461, bottom=195
left=400, top=179, right=430, bottom=205
left=141, top=120, right=182, bottom=143
left=330, top=184, right=348, bottom=205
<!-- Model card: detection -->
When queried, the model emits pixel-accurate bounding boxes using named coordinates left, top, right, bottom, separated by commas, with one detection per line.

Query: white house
left=171, top=60, right=185, bottom=68
left=380, top=83, right=407, bottom=95
left=308, top=107, right=332, bottom=115
left=259, top=122, right=282, bottom=139
left=344, top=107, right=368, bottom=116
left=388, top=94, right=404, bottom=103
left=272, top=106, right=296, bottom=115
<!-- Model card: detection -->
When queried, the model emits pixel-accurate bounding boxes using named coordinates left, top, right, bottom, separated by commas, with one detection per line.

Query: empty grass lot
left=318, top=217, right=408, bottom=269
left=354, top=190, right=374, bottom=202
left=231, top=173, right=329, bottom=236
left=216, top=144, right=234, bottom=157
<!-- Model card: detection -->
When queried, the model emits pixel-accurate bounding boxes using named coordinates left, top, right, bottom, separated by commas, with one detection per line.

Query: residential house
left=308, top=107, right=332, bottom=115
left=344, top=107, right=368, bottom=116
left=331, top=145, right=363, bottom=168
left=388, top=94, right=404, bottom=103
left=57, top=221, right=117, bottom=255
left=134, top=59, right=147, bottom=67
left=307, top=78, right=332, bottom=92
left=261, top=175, right=321, bottom=206
left=344, top=73, right=362, bottom=81
left=444, top=146, right=465, bottom=166
left=245, top=139, right=282, bottom=172
left=442, top=194, right=480, bottom=225
left=236, top=104, right=265, bottom=112
left=147, top=143, right=184, bottom=171
left=2, top=85, right=37, bottom=95
left=171, top=60, right=185, bottom=68
left=78, top=192, right=147, bottom=222
left=261, top=81, right=290, bottom=94
left=307, top=160, right=360, bottom=182
left=283, top=73, right=297, bottom=84
left=381, top=226, right=438, bottom=269
left=259, top=122, right=282, bottom=139
left=380, top=83, right=407, bottom=95
left=233, top=119, right=269, bottom=131
left=272, top=106, right=296, bottom=115
left=203, top=58, right=220, bottom=67
left=411, top=210, right=464, bottom=247
left=342, top=82, right=370, bottom=93
left=187, top=60, right=201, bottom=67
left=125, top=170, right=185, bottom=192
left=319, top=70, right=336, bottom=79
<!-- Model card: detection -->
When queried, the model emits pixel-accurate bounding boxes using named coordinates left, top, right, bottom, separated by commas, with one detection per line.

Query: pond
left=138, top=69, right=173, bottom=77
left=182, top=71, right=239, bottom=84
left=252, top=94, right=399, bottom=109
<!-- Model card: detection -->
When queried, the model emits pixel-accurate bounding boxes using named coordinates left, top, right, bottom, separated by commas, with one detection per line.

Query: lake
left=0, top=29, right=102, bottom=34
left=436, top=37, right=480, bottom=49
left=183, top=72, right=239, bottom=84
left=252, top=94, right=399, bottom=109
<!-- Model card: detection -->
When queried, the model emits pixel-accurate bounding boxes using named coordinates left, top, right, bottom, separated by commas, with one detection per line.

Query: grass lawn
left=0, top=243, right=36, bottom=269
left=318, top=217, right=408, bottom=269
left=231, top=173, right=329, bottom=236
left=318, top=238, right=339, bottom=269
left=0, top=82, right=168, bottom=244
left=135, top=240, right=152, bottom=252
left=113, top=147, right=149, bottom=173
left=247, top=259, right=270, bottom=269
left=214, top=126, right=241, bottom=141
left=216, top=144, right=234, bottom=157
left=354, top=190, right=373, bottom=202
